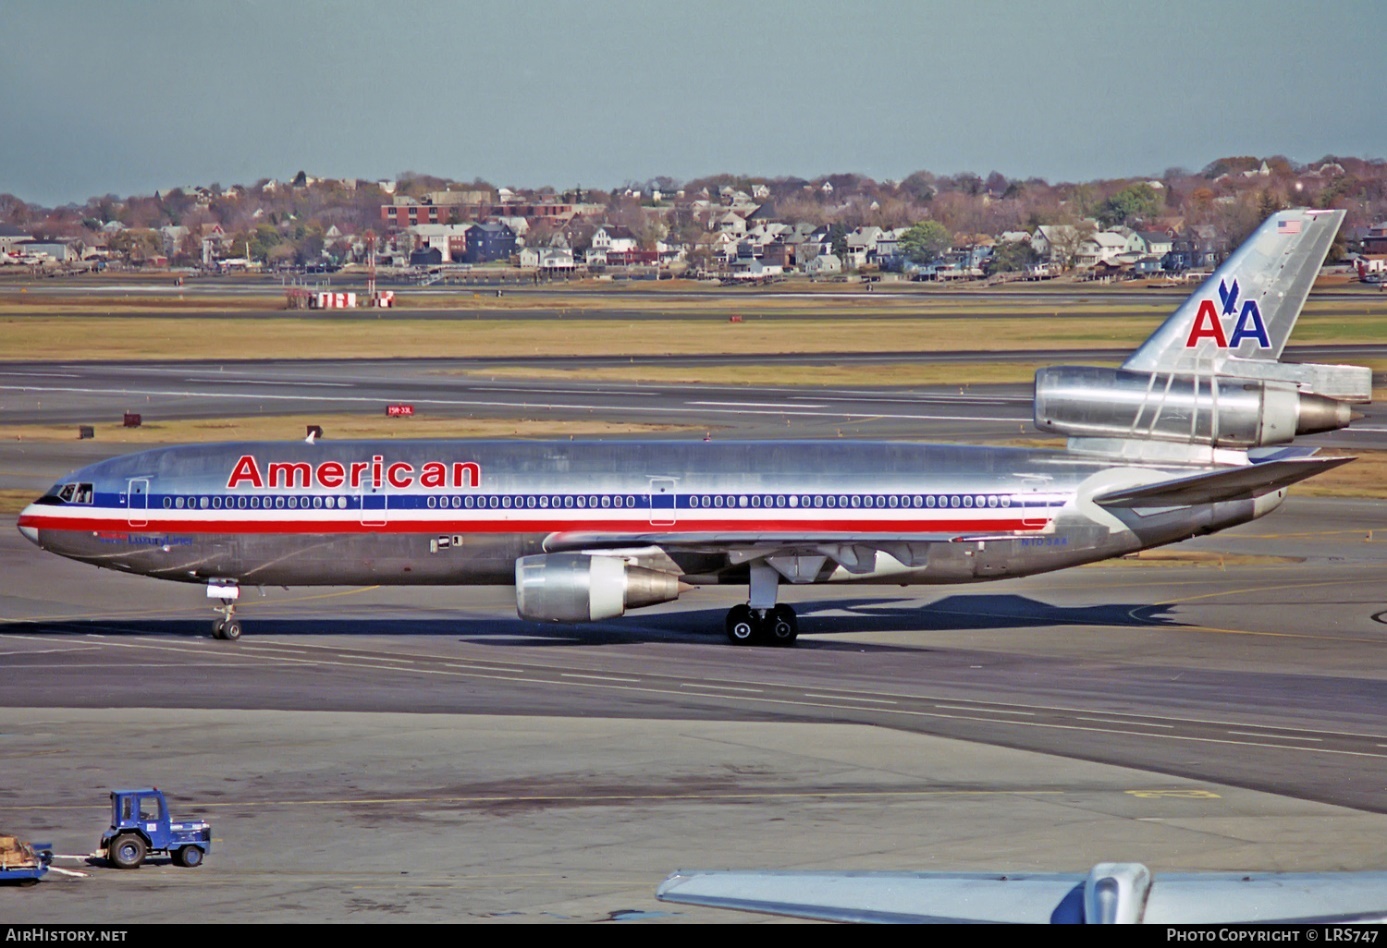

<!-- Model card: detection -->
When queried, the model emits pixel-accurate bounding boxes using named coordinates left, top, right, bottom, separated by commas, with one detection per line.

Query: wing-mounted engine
left=1034, top=365, right=1354, bottom=457
left=515, top=553, right=683, bottom=622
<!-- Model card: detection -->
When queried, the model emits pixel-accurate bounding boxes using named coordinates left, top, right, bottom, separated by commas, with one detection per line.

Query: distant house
left=1131, top=231, right=1174, bottom=257
left=1164, top=231, right=1223, bottom=271
left=805, top=253, right=842, bottom=276
left=605, top=249, right=660, bottom=266
left=797, top=225, right=834, bottom=265
left=761, top=241, right=793, bottom=270
left=715, top=211, right=748, bottom=236
left=1132, top=256, right=1164, bottom=276
left=0, top=224, right=34, bottom=254
left=407, top=223, right=471, bottom=263
left=1361, top=223, right=1387, bottom=256
left=464, top=222, right=517, bottom=263
left=744, top=202, right=779, bottom=225
left=874, top=228, right=907, bottom=271
left=730, top=258, right=783, bottom=279
left=845, top=226, right=883, bottom=269
left=655, top=238, right=687, bottom=265
left=591, top=225, right=638, bottom=253
left=1031, top=224, right=1079, bottom=264
left=694, top=231, right=740, bottom=265
left=409, top=246, right=444, bottom=267
left=1077, top=232, right=1129, bottom=268
left=159, top=225, right=189, bottom=255
left=519, top=246, right=575, bottom=269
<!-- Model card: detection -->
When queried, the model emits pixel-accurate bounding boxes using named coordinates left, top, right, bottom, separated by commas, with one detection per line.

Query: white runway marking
left=689, top=400, right=827, bottom=409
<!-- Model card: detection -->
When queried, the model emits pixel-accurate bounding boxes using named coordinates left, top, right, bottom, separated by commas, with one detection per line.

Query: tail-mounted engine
left=1034, top=366, right=1354, bottom=449
left=515, top=553, right=682, bottom=622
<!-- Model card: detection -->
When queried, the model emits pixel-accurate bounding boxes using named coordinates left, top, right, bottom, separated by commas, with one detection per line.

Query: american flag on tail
left=1278, top=218, right=1302, bottom=235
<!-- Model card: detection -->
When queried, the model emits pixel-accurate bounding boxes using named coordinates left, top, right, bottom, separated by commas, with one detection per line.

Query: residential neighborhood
left=4, top=155, right=1387, bottom=285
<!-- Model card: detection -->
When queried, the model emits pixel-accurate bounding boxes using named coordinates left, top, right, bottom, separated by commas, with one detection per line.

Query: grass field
left=4, top=281, right=1387, bottom=362
left=6, top=309, right=1387, bottom=363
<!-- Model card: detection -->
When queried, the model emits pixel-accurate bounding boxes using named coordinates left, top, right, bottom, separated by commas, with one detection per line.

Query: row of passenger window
left=157, top=492, right=1029, bottom=512
left=686, top=493, right=1012, bottom=510
left=163, top=495, right=350, bottom=510
left=427, top=494, right=640, bottom=509
left=429, top=493, right=1021, bottom=510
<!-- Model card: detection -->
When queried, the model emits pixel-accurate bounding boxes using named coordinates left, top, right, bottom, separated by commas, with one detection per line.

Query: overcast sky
left=2, top=0, right=1382, bottom=205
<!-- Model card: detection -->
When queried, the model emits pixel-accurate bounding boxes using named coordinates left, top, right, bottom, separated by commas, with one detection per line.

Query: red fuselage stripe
left=18, top=513, right=1047, bottom=535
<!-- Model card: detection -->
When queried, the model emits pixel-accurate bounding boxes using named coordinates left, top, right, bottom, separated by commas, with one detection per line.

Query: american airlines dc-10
left=17, top=210, right=1368, bottom=646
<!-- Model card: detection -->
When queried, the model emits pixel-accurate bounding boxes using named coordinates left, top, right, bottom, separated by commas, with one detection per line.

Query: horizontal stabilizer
left=1093, top=456, right=1353, bottom=508
left=1220, top=358, right=1373, bottom=403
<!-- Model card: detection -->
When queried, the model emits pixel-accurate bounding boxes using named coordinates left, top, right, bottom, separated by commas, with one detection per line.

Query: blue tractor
left=100, top=788, right=211, bottom=869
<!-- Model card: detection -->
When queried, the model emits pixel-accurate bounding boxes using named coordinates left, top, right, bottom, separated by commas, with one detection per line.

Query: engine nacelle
left=1034, top=366, right=1353, bottom=448
left=515, top=553, right=683, bottom=622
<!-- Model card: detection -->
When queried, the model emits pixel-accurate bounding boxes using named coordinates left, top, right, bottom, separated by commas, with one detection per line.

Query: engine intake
left=515, top=553, right=682, bottom=622
left=1034, top=366, right=1353, bottom=448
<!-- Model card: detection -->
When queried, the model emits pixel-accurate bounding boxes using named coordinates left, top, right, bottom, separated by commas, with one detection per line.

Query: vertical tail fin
left=1123, top=209, right=1344, bottom=374
left=1035, top=209, right=1366, bottom=462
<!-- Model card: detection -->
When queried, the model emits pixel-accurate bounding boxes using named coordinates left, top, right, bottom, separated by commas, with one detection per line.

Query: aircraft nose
left=17, top=505, right=41, bottom=546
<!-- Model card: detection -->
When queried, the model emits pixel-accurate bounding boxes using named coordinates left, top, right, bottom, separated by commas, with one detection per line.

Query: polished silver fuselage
left=18, top=439, right=1272, bottom=589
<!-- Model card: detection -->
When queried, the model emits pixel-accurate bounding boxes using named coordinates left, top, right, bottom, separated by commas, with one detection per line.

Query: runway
left=3, top=493, right=1387, bottom=921
left=3, top=347, right=1387, bottom=922
left=2, top=355, right=1387, bottom=462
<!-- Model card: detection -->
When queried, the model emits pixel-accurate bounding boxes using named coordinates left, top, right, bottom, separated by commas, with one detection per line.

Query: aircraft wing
left=656, top=864, right=1387, bottom=924
left=542, top=532, right=964, bottom=578
left=545, top=530, right=961, bottom=551
left=1093, top=456, right=1354, bottom=508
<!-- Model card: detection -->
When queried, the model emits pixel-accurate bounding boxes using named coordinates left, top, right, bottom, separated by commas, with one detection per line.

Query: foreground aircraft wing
left=656, top=864, right=1387, bottom=924
left=1093, top=456, right=1354, bottom=508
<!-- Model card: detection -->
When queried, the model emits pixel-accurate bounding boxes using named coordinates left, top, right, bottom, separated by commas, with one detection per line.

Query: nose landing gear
left=207, top=582, right=241, bottom=641
left=211, top=609, right=241, bottom=641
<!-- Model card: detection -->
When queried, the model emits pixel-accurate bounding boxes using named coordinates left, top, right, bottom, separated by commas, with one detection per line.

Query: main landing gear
left=725, top=563, right=798, bottom=647
left=725, top=604, right=798, bottom=647
left=208, top=582, right=241, bottom=641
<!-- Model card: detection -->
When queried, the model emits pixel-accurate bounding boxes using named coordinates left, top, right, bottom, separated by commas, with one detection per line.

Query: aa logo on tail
left=1184, top=279, right=1270, bottom=349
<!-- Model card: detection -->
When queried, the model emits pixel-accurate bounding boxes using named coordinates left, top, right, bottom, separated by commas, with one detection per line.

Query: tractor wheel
left=109, top=833, right=146, bottom=869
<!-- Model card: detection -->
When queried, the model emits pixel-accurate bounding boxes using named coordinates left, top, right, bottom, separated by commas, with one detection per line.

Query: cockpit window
left=45, top=483, right=94, bottom=505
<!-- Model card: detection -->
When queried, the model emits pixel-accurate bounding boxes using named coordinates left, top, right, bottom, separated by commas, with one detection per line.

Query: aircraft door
left=1017, top=474, right=1050, bottom=529
left=649, top=478, right=677, bottom=526
left=359, top=486, right=387, bottom=527
left=127, top=478, right=149, bottom=528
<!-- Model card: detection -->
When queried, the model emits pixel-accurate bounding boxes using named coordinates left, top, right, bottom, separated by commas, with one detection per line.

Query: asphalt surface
left=2, top=343, right=1387, bottom=923
left=2, top=355, right=1386, bottom=466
